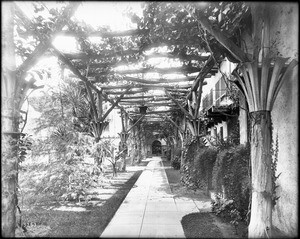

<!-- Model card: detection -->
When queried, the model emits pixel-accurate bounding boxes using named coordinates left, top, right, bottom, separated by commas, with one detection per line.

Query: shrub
left=211, top=144, right=251, bottom=224
left=211, top=195, right=242, bottom=234
left=171, top=156, right=181, bottom=170
left=180, top=140, right=203, bottom=189
left=181, top=145, right=218, bottom=191
left=193, top=147, right=218, bottom=190
left=165, top=149, right=171, bottom=161
left=171, top=147, right=181, bottom=170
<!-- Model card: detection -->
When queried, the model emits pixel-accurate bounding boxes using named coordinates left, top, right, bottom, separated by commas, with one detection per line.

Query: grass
left=17, top=164, right=143, bottom=237
left=162, top=160, right=181, bottom=184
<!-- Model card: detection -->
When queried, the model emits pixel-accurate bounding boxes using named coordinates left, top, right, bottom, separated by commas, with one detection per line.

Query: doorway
left=152, top=140, right=162, bottom=155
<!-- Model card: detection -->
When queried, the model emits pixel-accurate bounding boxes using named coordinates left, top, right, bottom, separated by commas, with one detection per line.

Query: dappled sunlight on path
left=101, top=156, right=211, bottom=238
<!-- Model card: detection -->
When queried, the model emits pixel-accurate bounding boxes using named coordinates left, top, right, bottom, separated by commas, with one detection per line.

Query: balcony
left=202, top=77, right=237, bottom=122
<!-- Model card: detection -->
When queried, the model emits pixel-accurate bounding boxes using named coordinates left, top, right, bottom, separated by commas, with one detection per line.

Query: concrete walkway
left=100, top=156, right=211, bottom=238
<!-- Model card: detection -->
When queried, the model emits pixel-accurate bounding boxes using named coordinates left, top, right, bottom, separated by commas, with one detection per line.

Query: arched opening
left=152, top=140, right=162, bottom=155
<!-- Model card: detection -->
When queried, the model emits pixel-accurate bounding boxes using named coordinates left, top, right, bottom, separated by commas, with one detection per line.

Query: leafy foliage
left=14, top=2, right=70, bottom=61
left=171, top=147, right=181, bottom=170
left=17, top=133, right=33, bottom=164
left=181, top=146, right=218, bottom=190
left=211, top=144, right=251, bottom=228
left=271, top=133, right=280, bottom=208
left=23, top=146, right=104, bottom=204
left=136, top=2, right=250, bottom=65
left=211, top=195, right=244, bottom=235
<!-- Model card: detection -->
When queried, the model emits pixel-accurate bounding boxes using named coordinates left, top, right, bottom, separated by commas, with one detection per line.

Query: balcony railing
left=202, top=89, right=227, bottom=110
left=202, top=76, right=235, bottom=110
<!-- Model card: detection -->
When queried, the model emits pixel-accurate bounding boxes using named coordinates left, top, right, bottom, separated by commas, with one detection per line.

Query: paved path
left=100, top=156, right=211, bottom=238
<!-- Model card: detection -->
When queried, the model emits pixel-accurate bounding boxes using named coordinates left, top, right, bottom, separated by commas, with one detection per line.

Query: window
left=219, top=126, right=223, bottom=140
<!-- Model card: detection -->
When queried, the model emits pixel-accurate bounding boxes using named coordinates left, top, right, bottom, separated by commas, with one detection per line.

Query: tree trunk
left=2, top=3, right=18, bottom=237
left=248, top=110, right=272, bottom=238
left=112, top=163, right=117, bottom=177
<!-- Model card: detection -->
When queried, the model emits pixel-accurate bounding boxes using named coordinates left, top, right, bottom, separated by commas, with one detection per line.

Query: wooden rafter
left=186, top=56, right=215, bottom=101
left=119, top=99, right=174, bottom=104
left=16, top=2, right=80, bottom=77
left=197, top=12, right=249, bottom=63
left=104, top=89, right=148, bottom=95
left=88, top=66, right=201, bottom=77
left=57, top=28, right=149, bottom=38
left=163, top=115, right=184, bottom=134
left=123, top=76, right=195, bottom=84
left=62, top=51, right=209, bottom=67
left=144, top=52, right=210, bottom=62
left=126, top=115, right=145, bottom=133
left=165, top=89, right=192, bottom=120
left=99, top=83, right=192, bottom=90
left=129, top=109, right=180, bottom=115
left=120, top=103, right=177, bottom=108
left=63, top=49, right=140, bottom=61
left=51, top=46, right=132, bottom=119
left=101, top=86, right=132, bottom=121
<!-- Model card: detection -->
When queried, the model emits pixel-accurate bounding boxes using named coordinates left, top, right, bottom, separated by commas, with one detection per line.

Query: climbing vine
left=271, top=133, right=280, bottom=208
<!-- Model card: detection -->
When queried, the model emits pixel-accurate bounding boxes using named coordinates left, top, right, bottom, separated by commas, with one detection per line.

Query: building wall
left=202, top=58, right=241, bottom=143
left=242, top=3, right=298, bottom=235
left=102, top=108, right=123, bottom=147
left=267, top=3, right=298, bottom=236
left=238, top=95, right=248, bottom=145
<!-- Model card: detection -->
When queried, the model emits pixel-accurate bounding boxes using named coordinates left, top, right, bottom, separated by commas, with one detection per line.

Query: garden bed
left=16, top=164, right=144, bottom=237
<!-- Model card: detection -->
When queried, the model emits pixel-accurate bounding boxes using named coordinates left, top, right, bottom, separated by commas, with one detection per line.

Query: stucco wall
left=268, top=4, right=298, bottom=236
left=242, top=3, right=298, bottom=236
left=238, top=95, right=248, bottom=145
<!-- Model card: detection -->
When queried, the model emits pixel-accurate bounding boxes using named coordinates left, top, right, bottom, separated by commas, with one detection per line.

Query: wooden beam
left=62, top=50, right=209, bottom=65
left=119, top=99, right=173, bottom=104
left=119, top=97, right=176, bottom=102
left=85, top=82, right=98, bottom=121
left=104, top=89, right=148, bottom=95
left=97, top=91, right=103, bottom=119
left=129, top=109, right=180, bottom=115
left=194, top=78, right=206, bottom=118
left=126, top=115, right=145, bottom=133
left=121, top=95, right=155, bottom=100
left=16, top=2, right=80, bottom=77
left=51, top=46, right=100, bottom=92
left=197, top=12, right=249, bottom=62
left=123, top=76, right=195, bottom=84
left=121, top=103, right=177, bottom=107
left=51, top=46, right=131, bottom=118
left=88, top=66, right=200, bottom=77
left=165, top=90, right=192, bottom=119
left=14, top=3, right=32, bottom=28
left=101, top=86, right=131, bottom=121
left=144, top=52, right=210, bottom=62
left=167, top=88, right=190, bottom=92
left=99, top=83, right=192, bottom=90
left=186, top=56, right=215, bottom=101
left=163, top=115, right=184, bottom=134
left=57, top=28, right=149, bottom=38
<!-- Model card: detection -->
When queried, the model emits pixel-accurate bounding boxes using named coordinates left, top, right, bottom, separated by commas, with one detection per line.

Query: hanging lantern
left=139, top=105, right=148, bottom=114
left=120, top=132, right=129, bottom=142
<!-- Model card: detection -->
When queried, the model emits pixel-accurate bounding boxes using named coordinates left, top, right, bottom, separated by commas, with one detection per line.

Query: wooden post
left=2, top=3, right=18, bottom=236
left=248, top=110, right=272, bottom=238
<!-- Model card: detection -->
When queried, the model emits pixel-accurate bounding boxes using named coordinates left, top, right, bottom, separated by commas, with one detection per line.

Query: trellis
left=3, top=2, right=297, bottom=238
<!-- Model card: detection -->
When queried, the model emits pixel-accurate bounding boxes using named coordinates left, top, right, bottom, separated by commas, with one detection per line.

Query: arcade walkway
left=100, top=156, right=211, bottom=238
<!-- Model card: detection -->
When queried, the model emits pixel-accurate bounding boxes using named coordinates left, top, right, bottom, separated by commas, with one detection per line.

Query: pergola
left=13, top=2, right=227, bottom=141
left=3, top=2, right=297, bottom=238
